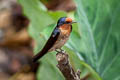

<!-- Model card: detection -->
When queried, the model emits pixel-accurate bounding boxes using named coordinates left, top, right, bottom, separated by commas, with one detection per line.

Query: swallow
left=33, top=17, right=76, bottom=62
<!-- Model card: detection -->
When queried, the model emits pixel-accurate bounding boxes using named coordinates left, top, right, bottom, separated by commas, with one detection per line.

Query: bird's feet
left=60, top=49, right=65, bottom=53
left=55, top=49, right=65, bottom=53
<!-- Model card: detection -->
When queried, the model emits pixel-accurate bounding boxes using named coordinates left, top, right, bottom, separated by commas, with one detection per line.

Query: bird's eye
left=66, top=21, right=71, bottom=23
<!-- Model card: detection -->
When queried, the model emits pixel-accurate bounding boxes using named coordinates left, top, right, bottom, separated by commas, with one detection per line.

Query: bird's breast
left=49, top=34, right=69, bottom=51
left=59, top=24, right=72, bottom=35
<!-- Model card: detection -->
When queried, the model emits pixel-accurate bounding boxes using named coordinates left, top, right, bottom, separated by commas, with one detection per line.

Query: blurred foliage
left=74, top=0, right=120, bottom=80
left=19, top=0, right=120, bottom=80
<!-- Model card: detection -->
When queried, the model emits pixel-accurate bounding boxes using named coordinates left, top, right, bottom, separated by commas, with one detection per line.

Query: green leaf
left=48, top=11, right=67, bottom=21
left=74, top=0, right=98, bottom=69
left=37, top=52, right=64, bottom=80
left=74, top=0, right=120, bottom=80
left=18, top=0, right=54, bottom=35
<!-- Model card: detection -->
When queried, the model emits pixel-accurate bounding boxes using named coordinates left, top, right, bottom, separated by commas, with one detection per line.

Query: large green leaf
left=74, top=0, right=98, bottom=69
left=18, top=0, right=54, bottom=32
left=37, top=51, right=65, bottom=80
left=18, top=0, right=54, bottom=51
left=74, top=0, right=120, bottom=80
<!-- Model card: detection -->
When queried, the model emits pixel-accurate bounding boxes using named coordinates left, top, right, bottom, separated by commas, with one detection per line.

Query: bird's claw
left=60, top=49, right=65, bottom=53
left=55, top=49, right=65, bottom=53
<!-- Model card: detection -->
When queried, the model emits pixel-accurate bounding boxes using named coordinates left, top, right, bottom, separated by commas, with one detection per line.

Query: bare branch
left=56, top=51, right=80, bottom=80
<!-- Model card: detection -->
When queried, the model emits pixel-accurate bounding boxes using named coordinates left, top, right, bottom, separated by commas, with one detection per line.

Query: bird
left=32, top=17, right=76, bottom=62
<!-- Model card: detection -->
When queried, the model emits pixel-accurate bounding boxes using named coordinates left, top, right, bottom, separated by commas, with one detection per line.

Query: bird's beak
left=68, top=21, right=77, bottom=25
left=71, top=21, right=77, bottom=24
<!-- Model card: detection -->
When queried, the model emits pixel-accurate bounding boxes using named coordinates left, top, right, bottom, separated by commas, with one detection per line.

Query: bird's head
left=57, top=17, right=76, bottom=26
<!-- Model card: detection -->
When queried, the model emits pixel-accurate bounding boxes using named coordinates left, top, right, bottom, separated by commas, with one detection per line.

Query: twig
left=56, top=51, right=80, bottom=80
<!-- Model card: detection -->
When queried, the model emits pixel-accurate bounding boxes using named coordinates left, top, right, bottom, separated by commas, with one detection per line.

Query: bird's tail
left=32, top=49, right=48, bottom=62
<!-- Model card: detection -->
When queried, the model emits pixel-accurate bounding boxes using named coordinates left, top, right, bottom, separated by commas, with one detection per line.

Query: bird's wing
left=32, top=28, right=60, bottom=62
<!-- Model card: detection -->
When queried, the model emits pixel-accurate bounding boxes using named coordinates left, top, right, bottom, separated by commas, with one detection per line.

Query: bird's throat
left=59, top=24, right=72, bottom=35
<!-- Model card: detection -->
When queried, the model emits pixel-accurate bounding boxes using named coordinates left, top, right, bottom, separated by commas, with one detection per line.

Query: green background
left=18, top=0, right=120, bottom=80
